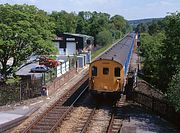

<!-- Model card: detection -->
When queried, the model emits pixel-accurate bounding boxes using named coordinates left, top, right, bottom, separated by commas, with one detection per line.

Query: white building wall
left=56, top=60, right=70, bottom=77
left=59, top=48, right=66, bottom=55
left=66, top=42, right=76, bottom=55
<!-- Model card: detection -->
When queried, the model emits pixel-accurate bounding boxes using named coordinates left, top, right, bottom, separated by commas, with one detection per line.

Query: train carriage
left=89, top=33, right=136, bottom=94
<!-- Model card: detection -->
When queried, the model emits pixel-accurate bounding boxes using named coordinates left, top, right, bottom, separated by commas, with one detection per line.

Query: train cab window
left=92, top=66, right=97, bottom=76
left=114, top=67, right=120, bottom=77
left=103, top=68, right=109, bottom=75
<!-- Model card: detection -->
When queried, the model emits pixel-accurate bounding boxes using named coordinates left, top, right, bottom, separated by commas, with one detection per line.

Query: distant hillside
left=128, top=18, right=162, bottom=26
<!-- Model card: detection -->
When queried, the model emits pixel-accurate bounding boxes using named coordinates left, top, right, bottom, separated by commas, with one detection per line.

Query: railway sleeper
left=45, top=113, right=61, bottom=117
left=83, top=112, right=94, bottom=118
left=39, top=118, right=57, bottom=123
left=32, top=125, right=52, bottom=130
left=78, top=119, right=87, bottom=123
left=30, top=128, right=50, bottom=133
left=111, top=129, right=120, bottom=133
left=43, top=114, right=61, bottom=119
left=77, top=123, right=86, bottom=127
left=37, top=121, right=56, bottom=126
left=113, top=119, right=122, bottom=124
left=54, top=106, right=69, bottom=109
left=112, top=125, right=122, bottom=129
left=48, top=110, right=61, bottom=113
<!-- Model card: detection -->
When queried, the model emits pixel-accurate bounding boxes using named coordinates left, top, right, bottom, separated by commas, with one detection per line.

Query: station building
left=15, top=33, right=94, bottom=97
left=53, top=33, right=94, bottom=55
left=53, top=33, right=94, bottom=74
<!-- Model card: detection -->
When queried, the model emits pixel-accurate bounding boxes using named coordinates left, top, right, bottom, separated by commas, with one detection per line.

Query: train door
left=100, top=65, right=113, bottom=91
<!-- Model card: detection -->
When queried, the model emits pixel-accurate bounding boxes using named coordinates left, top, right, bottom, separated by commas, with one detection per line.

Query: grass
left=91, top=39, right=119, bottom=59
left=6, top=76, right=21, bottom=85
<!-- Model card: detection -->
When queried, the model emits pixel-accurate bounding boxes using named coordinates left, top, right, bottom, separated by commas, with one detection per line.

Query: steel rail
left=21, top=74, right=88, bottom=133
left=79, top=108, right=96, bottom=133
left=50, top=85, right=89, bottom=132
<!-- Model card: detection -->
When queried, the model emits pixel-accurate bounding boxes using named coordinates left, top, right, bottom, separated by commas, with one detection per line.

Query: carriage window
left=114, top=67, right=120, bottom=77
left=92, top=66, right=97, bottom=76
left=103, top=68, right=109, bottom=75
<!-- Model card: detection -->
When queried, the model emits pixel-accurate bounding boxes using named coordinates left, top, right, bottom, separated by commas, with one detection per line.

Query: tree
left=148, top=21, right=160, bottom=35
left=0, top=4, right=56, bottom=80
left=135, top=23, right=148, bottom=33
left=158, top=12, right=180, bottom=91
left=76, top=11, right=91, bottom=34
left=167, top=68, right=180, bottom=111
left=89, top=12, right=110, bottom=37
left=96, top=30, right=113, bottom=46
left=140, top=32, right=165, bottom=86
left=139, top=12, right=180, bottom=93
left=110, top=15, right=127, bottom=33
left=50, top=11, right=77, bottom=35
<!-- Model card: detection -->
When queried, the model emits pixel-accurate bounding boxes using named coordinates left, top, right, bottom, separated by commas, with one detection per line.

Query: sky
left=0, top=0, right=179, bottom=20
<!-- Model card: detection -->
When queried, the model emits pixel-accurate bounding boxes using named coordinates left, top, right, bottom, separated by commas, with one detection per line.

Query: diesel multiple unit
left=89, top=33, right=136, bottom=94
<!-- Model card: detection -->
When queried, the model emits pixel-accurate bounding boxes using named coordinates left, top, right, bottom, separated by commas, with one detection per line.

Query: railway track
left=57, top=94, right=127, bottom=133
left=107, top=111, right=122, bottom=133
left=107, top=96, right=126, bottom=133
left=19, top=74, right=88, bottom=133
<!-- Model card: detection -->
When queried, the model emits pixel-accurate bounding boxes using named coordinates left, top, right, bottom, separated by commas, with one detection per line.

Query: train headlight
left=116, top=79, right=120, bottom=83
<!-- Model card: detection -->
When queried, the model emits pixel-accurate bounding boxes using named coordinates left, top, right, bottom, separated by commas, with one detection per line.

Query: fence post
left=19, top=83, right=22, bottom=101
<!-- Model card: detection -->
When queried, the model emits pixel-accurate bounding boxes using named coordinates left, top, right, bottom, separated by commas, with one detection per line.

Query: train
left=89, top=32, right=136, bottom=95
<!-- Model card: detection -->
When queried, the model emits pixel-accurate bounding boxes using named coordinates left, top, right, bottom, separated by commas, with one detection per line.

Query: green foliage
left=110, top=15, right=127, bottom=33
left=140, top=12, right=180, bottom=110
left=167, top=68, right=180, bottom=111
left=88, top=12, right=110, bottom=38
left=129, top=18, right=162, bottom=27
left=0, top=4, right=56, bottom=79
left=158, top=12, right=180, bottom=91
left=0, top=86, right=20, bottom=105
left=135, top=23, right=148, bottom=33
left=140, top=32, right=165, bottom=86
left=148, top=22, right=160, bottom=35
left=50, top=11, right=77, bottom=35
left=50, top=10, right=130, bottom=45
left=96, top=30, right=113, bottom=46
left=76, top=11, right=92, bottom=34
left=0, top=4, right=132, bottom=81
left=6, top=76, right=21, bottom=85
left=91, top=41, right=112, bottom=59
left=140, top=12, right=180, bottom=89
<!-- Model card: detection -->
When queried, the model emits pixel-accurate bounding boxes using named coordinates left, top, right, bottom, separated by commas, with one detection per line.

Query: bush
left=167, top=69, right=180, bottom=111
left=96, top=30, right=113, bottom=46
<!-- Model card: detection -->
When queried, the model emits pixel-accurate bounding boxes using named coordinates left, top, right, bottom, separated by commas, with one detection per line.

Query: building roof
left=16, top=63, right=42, bottom=77
left=64, top=33, right=93, bottom=39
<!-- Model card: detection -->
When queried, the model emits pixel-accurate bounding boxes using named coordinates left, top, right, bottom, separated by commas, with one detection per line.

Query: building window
left=103, top=68, right=109, bottom=75
left=92, top=66, right=97, bottom=76
left=114, top=67, right=120, bottom=77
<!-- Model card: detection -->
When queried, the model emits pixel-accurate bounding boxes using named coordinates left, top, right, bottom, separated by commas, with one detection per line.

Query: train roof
left=96, top=33, right=135, bottom=66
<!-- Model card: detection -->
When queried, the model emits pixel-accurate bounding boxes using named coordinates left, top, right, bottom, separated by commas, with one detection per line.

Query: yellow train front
left=89, top=33, right=136, bottom=96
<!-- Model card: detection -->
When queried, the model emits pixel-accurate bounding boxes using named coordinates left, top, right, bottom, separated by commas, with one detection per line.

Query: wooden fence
left=0, top=78, right=42, bottom=105
left=0, top=69, right=77, bottom=106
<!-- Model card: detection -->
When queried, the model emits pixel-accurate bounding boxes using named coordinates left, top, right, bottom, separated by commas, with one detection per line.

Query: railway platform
left=0, top=66, right=89, bottom=132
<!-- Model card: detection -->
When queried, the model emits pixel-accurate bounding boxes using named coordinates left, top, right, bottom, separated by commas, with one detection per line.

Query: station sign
left=66, top=38, right=75, bottom=41
left=55, top=37, right=63, bottom=41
